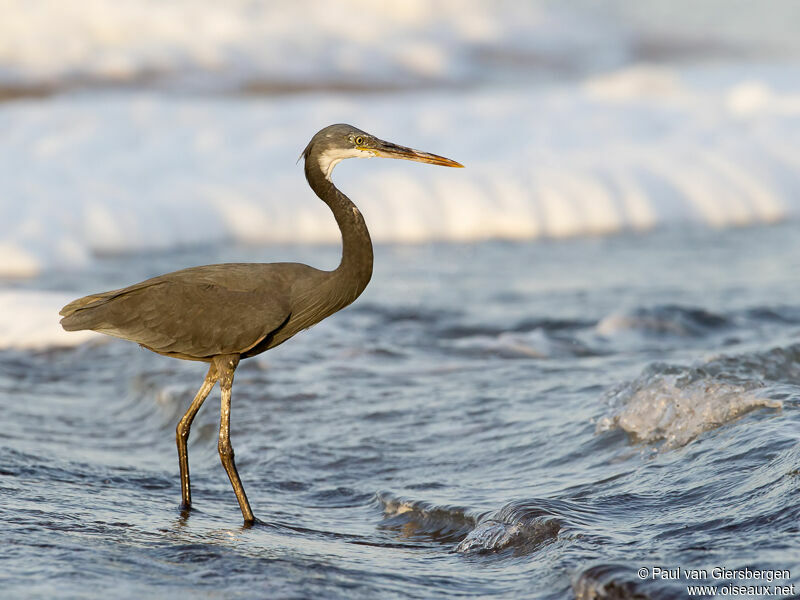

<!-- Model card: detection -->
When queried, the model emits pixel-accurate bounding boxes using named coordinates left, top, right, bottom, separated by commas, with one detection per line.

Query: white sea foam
left=3, top=66, right=800, bottom=277
left=597, top=373, right=782, bottom=450
left=3, top=3, right=800, bottom=353
left=0, top=0, right=624, bottom=90
left=0, top=291, right=101, bottom=350
left=0, top=243, right=41, bottom=278
left=0, top=1, right=550, bottom=90
left=3, top=0, right=800, bottom=93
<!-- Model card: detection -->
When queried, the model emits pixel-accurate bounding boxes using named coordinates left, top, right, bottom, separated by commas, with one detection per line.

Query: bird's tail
left=59, top=294, right=111, bottom=331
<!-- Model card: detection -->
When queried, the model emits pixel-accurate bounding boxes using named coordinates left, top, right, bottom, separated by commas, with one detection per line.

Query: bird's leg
left=176, top=362, right=218, bottom=511
left=214, top=354, right=255, bottom=524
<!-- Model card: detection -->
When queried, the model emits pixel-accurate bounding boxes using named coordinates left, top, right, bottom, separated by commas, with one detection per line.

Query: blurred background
left=3, top=3, right=800, bottom=598
left=2, top=0, right=800, bottom=286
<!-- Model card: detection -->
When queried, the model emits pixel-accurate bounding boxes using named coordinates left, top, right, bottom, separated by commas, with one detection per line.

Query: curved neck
left=304, top=157, right=373, bottom=301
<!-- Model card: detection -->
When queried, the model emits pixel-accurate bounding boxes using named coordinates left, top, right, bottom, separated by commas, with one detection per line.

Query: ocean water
left=2, top=223, right=799, bottom=599
left=3, top=1, right=800, bottom=598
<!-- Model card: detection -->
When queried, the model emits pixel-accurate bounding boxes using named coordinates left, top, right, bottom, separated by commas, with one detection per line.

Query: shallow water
left=2, top=223, right=800, bottom=599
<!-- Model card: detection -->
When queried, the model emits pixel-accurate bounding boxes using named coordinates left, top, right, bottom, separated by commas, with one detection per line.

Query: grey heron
left=60, top=123, right=463, bottom=524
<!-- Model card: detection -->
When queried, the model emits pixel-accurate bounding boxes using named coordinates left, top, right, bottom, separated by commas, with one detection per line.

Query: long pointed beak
left=367, top=140, right=464, bottom=168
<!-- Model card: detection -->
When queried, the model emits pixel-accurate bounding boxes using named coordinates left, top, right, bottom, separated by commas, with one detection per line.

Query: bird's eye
left=355, top=136, right=364, bottom=145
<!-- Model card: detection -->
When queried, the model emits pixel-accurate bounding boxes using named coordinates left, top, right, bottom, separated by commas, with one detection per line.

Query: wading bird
left=60, top=124, right=462, bottom=524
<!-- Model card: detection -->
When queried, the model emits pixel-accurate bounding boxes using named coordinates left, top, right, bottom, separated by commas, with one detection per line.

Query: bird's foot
left=242, top=516, right=268, bottom=529
left=178, top=501, right=195, bottom=523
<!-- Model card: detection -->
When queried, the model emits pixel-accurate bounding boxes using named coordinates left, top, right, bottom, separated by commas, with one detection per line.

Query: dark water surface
left=2, top=224, right=799, bottom=599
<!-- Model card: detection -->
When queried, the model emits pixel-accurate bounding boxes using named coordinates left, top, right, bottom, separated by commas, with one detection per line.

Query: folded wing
left=60, top=266, right=293, bottom=359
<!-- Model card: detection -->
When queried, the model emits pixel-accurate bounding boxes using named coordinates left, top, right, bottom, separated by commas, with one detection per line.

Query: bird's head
left=301, top=123, right=463, bottom=180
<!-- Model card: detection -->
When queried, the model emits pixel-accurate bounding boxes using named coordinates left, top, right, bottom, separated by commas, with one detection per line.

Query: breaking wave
left=377, top=494, right=604, bottom=555
left=4, top=64, right=800, bottom=277
left=453, top=501, right=562, bottom=555
left=596, top=346, right=796, bottom=449
left=596, top=305, right=730, bottom=338
left=377, top=493, right=477, bottom=545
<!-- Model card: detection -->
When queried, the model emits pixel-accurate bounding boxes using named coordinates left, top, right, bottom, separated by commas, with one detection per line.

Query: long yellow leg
left=176, top=362, right=218, bottom=510
left=214, top=354, right=255, bottom=524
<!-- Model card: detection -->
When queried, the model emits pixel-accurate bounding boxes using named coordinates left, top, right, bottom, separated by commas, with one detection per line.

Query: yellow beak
left=364, top=141, right=464, bottom=168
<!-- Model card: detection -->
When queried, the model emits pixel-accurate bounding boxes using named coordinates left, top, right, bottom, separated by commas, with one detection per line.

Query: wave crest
left=596, top=348, right=790, bottom=449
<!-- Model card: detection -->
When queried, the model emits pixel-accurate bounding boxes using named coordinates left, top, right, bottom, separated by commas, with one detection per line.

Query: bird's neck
left=305, top=160, right=373, bottom=302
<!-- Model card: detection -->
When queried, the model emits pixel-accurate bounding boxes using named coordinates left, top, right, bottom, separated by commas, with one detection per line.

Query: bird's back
left=60, top=262, right=327, bottom=360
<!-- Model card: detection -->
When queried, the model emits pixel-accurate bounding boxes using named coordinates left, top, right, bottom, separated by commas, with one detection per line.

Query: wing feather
left=60, top=264, right=298, bottom=358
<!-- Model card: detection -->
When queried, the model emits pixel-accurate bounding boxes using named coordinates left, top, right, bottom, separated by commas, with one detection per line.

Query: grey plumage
left=60, top=123, right=462, bottom=524
left=62, top=263, right=316, bottom=360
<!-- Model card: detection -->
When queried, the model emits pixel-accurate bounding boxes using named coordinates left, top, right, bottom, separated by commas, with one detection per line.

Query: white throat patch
left=318, top=147, right=376, bottom=179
